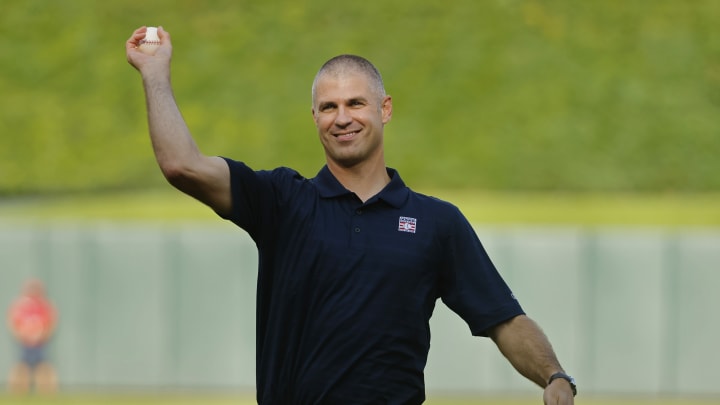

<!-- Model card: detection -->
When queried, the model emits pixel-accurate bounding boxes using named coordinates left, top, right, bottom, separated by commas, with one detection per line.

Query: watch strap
left=548, top=372, right=577, bottom=397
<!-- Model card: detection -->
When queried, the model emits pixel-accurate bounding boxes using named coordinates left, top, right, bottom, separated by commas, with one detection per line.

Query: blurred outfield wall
left=0, top=223, right=718, bottom=397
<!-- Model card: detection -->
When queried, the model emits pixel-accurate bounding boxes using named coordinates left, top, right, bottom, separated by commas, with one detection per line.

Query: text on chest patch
left=398, top=216, right=417, bottom=233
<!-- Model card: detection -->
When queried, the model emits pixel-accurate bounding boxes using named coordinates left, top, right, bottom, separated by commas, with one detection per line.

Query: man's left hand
left=543, top=378, right=575, bottom=405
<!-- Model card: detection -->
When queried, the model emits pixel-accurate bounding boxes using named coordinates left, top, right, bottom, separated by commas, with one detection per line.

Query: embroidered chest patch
left=398, top=216, right=417, bottom=234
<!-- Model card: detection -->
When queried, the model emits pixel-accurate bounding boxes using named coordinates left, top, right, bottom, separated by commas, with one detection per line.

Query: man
left=6, top=279, right=58, bottom=394
left=126, top=26, right=576, bottom=404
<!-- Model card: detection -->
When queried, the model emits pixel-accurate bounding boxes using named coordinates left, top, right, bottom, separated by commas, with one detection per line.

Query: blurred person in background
left=6, top=278, right=58, bottom=395
left=126, top=26, right=576, bottom=404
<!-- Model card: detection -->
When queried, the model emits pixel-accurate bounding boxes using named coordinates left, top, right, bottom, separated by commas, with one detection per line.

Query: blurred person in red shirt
left=6, top=279, right=58, bottom=394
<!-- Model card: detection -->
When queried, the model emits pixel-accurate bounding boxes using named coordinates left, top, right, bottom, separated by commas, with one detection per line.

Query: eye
left=319, top=102, right=336, bottom=112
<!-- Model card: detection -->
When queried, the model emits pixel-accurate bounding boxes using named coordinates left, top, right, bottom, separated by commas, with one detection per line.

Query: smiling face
left=312, top=70, right=392, bottom=170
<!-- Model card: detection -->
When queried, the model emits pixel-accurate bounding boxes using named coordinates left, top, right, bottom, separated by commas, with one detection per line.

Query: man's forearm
left=489, top=314, right=564, bottom=388
left=142, top=72, right=202, bottom=178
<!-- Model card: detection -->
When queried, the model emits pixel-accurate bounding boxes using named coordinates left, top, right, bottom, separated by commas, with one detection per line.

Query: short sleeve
left=219, top=158, right=305, bottom=245
left=439, top=208, right=525, bottom=336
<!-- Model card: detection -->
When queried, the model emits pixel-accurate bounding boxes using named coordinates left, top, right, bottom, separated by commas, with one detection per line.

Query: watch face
left=565, top=375, right=577, bottom=396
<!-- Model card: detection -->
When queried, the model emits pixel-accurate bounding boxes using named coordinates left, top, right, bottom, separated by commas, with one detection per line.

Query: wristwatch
left=548, top=372, right=577, bottom=397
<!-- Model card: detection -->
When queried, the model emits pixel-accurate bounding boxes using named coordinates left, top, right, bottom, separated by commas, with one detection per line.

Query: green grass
left=1, top=1, right=719, bottom=195
left=1, top=190, right=719, bottom=227
left=0, top=394, right=718, bottom=405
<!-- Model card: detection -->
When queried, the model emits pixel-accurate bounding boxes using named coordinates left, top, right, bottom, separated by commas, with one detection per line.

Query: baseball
left=138, top=26, right=161, bottom=54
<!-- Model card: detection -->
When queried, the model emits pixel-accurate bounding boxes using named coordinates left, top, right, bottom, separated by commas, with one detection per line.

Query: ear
left=311, top=107, right=318, bottom=125
left=381, top=95, right=393, bottom=124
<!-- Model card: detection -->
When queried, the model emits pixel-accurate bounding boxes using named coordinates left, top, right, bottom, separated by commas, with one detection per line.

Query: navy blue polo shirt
left=220, top=158, right=524, bottom=405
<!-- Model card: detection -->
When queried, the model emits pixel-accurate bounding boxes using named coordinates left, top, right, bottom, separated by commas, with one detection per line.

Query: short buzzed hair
left=312, top=54, right=386, bottom=105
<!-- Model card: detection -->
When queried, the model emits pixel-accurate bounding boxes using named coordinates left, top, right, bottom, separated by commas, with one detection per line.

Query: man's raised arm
left=126, top=26, right=231, bottom=216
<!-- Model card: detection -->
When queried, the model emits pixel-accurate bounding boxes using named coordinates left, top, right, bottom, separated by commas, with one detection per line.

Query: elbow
left=159, top=161, right=196, bottom=190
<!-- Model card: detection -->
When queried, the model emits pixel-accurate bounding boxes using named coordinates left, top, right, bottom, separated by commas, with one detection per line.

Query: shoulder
left=259, top=166, right=307, bottom=185
left=223, top=158, right=311, bottom=194
left=406, top=189, right=477, bottom=243
left=223, top=158, right=304, bottom=183
left=409, top=190, right=466, bottom=221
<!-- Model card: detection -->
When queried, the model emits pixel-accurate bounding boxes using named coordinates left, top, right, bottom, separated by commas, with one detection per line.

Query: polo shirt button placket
left=353, top=208, right=362, bottom=233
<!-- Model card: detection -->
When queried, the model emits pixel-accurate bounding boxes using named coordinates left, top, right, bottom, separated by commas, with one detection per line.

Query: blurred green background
left=1, top=0, right=718, bottom=197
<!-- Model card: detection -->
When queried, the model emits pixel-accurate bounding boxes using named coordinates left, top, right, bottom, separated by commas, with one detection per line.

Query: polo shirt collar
left=313, top=165, right=409, bottom=208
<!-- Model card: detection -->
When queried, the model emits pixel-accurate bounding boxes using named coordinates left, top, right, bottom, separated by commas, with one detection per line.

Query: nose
left=334, top=105, right=352, bottom=127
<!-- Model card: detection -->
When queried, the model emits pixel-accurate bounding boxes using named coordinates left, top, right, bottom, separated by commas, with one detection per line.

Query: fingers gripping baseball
left=139, top=27, right=161, bottom=53
left=126, top=26, right=172, bottom=70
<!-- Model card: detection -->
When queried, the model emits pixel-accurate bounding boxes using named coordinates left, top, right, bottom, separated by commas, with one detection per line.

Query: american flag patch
left=398, top=216, right=417, bottom=233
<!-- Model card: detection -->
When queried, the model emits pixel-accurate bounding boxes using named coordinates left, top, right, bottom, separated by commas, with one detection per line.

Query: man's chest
left=272, top=197, right=443, bottom=288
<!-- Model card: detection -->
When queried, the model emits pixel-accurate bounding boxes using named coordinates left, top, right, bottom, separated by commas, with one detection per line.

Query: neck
left=326, top=158, right=391, bottom=203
